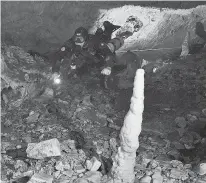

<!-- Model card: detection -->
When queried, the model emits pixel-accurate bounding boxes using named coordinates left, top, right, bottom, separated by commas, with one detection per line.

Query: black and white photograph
left=1, top=1, right=206, bottom=183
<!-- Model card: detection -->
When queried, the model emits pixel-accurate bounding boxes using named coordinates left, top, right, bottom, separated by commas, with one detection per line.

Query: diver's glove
left=51, top=72, right=60, bottom=79
left=101, top=67, right=111, bottom=75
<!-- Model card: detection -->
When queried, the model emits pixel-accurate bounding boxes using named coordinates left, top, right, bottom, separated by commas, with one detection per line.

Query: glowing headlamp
left=70, top=65, right=77, bottom=70
left=53, top=75, right=61, bottom=84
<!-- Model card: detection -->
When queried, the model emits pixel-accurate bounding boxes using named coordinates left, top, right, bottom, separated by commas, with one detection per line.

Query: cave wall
left=1, top=1, right=103, bottom=53
left=1, top=1, right=206, bottom=54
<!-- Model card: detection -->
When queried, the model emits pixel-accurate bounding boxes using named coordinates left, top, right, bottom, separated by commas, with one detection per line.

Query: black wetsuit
left=51, top=34, right=98, bottom=73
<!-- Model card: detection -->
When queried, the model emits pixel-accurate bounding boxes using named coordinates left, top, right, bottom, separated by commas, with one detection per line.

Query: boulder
left=140, top=175, right=151, bottom=183
left=85, top=157, right=101, bottom=171
left=152, top=171, right=163, bottom=183
left=197, top=163, right=206, bottom=175
left=169, top=168, right=188, bottom=181
left=26, top=138, right=61, bottom=159
left=28, top=173, right=53, bottom=183
left=83, top=171, right=102, bottom=183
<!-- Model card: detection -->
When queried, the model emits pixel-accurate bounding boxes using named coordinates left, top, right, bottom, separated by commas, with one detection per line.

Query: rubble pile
left=1, top=43, right=206, bottom=183
left=1, top=43, right=53, bottom=109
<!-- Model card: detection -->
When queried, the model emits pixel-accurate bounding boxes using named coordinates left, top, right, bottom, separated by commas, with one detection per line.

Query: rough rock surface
left=2, top=2, right=206, bottom=183
left=1, top=43, right=52, bottom=109
left=1, top=41, right=206, bottom=182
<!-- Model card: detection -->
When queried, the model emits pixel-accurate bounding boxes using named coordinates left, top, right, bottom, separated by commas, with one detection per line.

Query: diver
left=99, top=31, right=133, bottom=76
left=51, top=26, right=95, bottom=78
left=103, top=50, right=143, bottom=89
left=51, top=21, right=122, bottom=80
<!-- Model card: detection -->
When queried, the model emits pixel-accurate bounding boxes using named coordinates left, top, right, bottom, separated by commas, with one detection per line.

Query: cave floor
left=1, top=51, right=206, bottom=182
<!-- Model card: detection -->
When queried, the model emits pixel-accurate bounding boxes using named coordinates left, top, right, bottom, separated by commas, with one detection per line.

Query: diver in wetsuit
left=51, top=27, right=96, bottom=77
left=99, top=31, right=133, bottom=76
left=51, top=21, right=122, bottom=79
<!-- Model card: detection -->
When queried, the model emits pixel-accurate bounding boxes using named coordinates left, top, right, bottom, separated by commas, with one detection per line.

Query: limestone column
left=108, top=69, right=145, bottom=183
left=180, top=31, right=190, bottom=57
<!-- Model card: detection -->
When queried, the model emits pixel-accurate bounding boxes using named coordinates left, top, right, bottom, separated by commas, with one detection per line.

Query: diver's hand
left=101, top=67, right=111, bottom=75
left=51, top=72, right=60, bottom=79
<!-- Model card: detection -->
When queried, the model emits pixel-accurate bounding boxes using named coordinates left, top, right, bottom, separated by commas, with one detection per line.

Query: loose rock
left=140, top=175, right=152, bottom=183
left=85, top=157, right=101, bottom=171
left=152, top=171, right=163, bottom=183
left=197, top=163, right=206, bottom=175
left=62, top=170, right=73, bottom=177
left=167, top=150, right=181, bottom=160
left=73, top=178, right=89, bottom=183
left=149, top=160, right=159, bottom=169
left=75, top=164, right=86, bottom=174
left=26, top=112, right=40, bottom=123
left=53, top=171, right=61, bottom=179
left=172, top=141, right=185, bottom=150
left=83, top=171, right=102, bottom=183
left=4, top=120, right=12, bottom=127
left=26, top=138, right=61, bottom=159
left=202, top=108, right=206, bottom=116
left=28, top=173, right=53, bottom=183
left=170, top=168, right=188, bottom=181
left=175, top=117, right=187, bottom=128
left=170, top=160, right=184, bottom=168
left=186, top=114, right=198, bottom=122
left=55, top=161, right=64, bottom=171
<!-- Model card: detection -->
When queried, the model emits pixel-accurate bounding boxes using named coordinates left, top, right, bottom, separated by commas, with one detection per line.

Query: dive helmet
left=73, top=27, right=88, bottom=43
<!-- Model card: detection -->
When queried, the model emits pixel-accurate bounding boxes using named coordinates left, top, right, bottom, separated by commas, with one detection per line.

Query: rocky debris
left=169, top=168, right=189, bottom=181
left=196, top=177, right=206, bottom=183
left=2, top=42, right=206, bottom=183
left=186, top=114, right=198, bottom=122
left=83, top=171, right=102, bottom=183
left=139, top=175, right=152, bottom=183
left=1, top=43, right=54, bottom=111
left=62, top=169, right=73, bottom=178
left=196, top=163, right=206, bottom=175
left=34, top=88, right=54, bottom=103
left=26, top=111, right=40, bottom=123
left=26, top=138, right=61, bottom=159
left=75, top=164, right=86, bottom=174
left=82, top=95, right=94, bottom=107
left=85, top=157, right=102, bottom=171
left=73, top=178, right=89, bottom=183
left=55, top=161, right=71, bottom=172
left=73, top=171, right=102, bottom=183
left=107, top=123, right=121, bottom=131
left=4, top=119, right=12, bottom=127
left=202, top=108, right=206, bottom=116
left=152, top=168, right=163, bottom=183
left=172, top=141, right=185, bottom=150
left=28, top=173, right=53, bottom=183
left=175, top=117, right=187, bottom=128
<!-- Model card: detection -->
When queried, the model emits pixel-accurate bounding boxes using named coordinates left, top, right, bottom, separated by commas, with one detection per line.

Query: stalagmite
left=180, top=31, right=190, bottom=57
left=108, top=69, right=145, bottom=183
